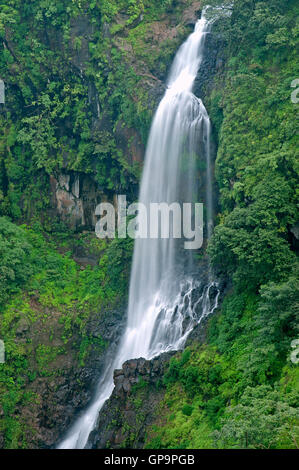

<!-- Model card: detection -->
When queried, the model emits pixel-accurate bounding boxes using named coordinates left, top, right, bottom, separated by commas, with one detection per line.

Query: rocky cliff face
left=0, top=1, right=224, bottom=232
left=86, top=307, right=227, bottom=450
left=0, top=1, right=226, bottom=449
left=59, top=2, right=226, bottom=448
left=40, top=1, right=224, bottom=233
left=49, top=173, right=100, bottom=230
left=87, top=353, right=175, bottom=449
left=0, top=295, right=126, bottom=449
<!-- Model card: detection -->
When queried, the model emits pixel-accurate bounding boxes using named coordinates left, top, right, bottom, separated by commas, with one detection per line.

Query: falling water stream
left=58, top=6, right=221, bottom=450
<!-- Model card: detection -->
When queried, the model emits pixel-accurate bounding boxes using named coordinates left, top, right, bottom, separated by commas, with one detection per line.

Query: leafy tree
left=0, top=217, right=33, bottom=304
left=214, top=386, right=299, bottom=449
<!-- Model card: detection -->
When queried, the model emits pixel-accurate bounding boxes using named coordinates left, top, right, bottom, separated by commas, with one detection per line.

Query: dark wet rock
left=23, top=1, right=226, bottom=450
left=87, top=352, right=175, bottom=449
left=43, top=3, right=225, bottom=235
left=290, top=223, right=299, bottom=251
left=15, top=318, right=30, bottom=336
left=10, top=296, right=128, bottom=449
left=193, top=26, right=226, bottom=103
left=49, top=172, right=101, bottom=231
left=182, top=1, right=202, bottom=27
left=290, top=223, right=299, bottom=240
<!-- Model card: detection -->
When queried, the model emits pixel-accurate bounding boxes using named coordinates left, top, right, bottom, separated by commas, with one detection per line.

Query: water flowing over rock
left=57, top=7, right=220, bottom=450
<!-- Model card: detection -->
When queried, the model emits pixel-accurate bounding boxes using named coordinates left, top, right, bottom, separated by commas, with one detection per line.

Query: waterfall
left=58, top=6, right=219, bottom=450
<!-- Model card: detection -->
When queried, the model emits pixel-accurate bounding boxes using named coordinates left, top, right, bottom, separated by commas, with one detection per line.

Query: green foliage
left=0, top=220, right=132, bottom=448
left=0, top=217, right=33, bottom=305
left=207, top=0, right=298, bottom=293
left=209, top=183, right=296, bottom=289
left=214, top=386, right=299, bottom=449
left=0, top=0, right=298, bottom=451
left=35, top=344, right=66, bottom=377
left=0, top=0, right=192, bottom=221
left=146, top=332, right=299, bottom=449
left=182, top=404, right=193, bottom=416
left=247, top=270, right=299, bottom=383
left=145, top=3, right=298, bottom=447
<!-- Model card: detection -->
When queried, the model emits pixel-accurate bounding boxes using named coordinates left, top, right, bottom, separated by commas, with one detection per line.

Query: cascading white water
left=58, top=7, right=220, bottom=450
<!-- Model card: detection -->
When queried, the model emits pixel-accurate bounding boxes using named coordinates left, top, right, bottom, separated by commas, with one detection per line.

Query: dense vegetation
left=0, top=0, right=298, bottom=449
left=0, top=217, right=133, bottom=447
left=0, top=0, right=190, bottom=447
left=144, top=0, right=299, bottom=449
left=0, top=0, right=192, bottom=220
